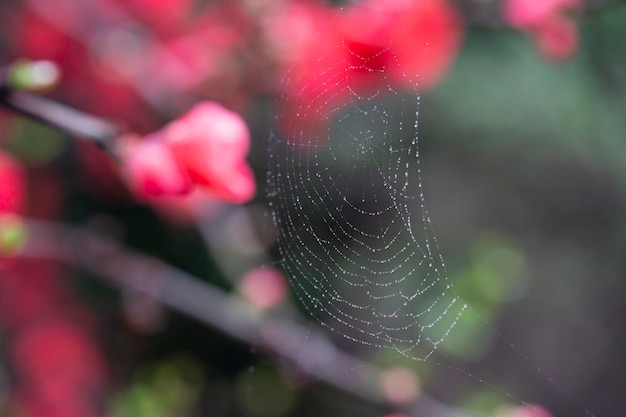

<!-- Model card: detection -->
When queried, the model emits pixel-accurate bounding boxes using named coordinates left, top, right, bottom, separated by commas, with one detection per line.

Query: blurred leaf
left=8, top=119, right=67, bottom=164
left=112, top=356, right=203, bottom=417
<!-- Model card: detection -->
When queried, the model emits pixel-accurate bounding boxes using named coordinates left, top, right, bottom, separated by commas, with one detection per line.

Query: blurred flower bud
left=239, top=267, right=288, bottom=309
left=503, top=0, right=581, bottom=61
left=118, top=102, right=255, bottom=205
left=120, top=134, right=191, bottom=199
left=378, top=366, right=421, bottom=405
left=277, top=0, right=462, bottom=142
left=165, top=102, right=256, bottom=204
left=531, top=14, right=578, bottom=61
left=341, top=0, right=463, bottom=90
left=503, top=0, right=579, bottom=27
left=10, top=318, right=106, bottom=417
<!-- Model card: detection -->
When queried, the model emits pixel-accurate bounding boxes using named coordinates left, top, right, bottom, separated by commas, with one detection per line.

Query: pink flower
left=532, top=14, right=578, bottom=61
left=341, top=0, right=463, bottom=90
left=10, top=319, right=106, bottom=417
left=276, top=0, right=462, bottom=142
left=239, top=267, right=289, bottom=309
left=0, top=150, right=26, bottom=214
left=0, top=259, right=107, bottom=417
left=120, top=102, right=255, bottom=205
left=503, top=0, right=581, bottom=61
left=120, top=135, right=191, bottom=199
left=271, top=0, right=347, bottom=135
left=503, top=0, right=579, bottom=28
left=378, top=366, right=421, bottom=405
left=165, top=102, right=255, bottom=204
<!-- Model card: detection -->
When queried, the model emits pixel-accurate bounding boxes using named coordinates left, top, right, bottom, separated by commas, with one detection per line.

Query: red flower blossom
left=503, top=0, right=581, bottom=60
left=239, top=267, right=288, bottom=309
left=531, top=14, right=578, bottom=61
left=503, top=0, right=579, bottom=27
left=341, top=0, right=463, bottom=90
left=271, top=0, right=346, bottom=116
left=120, top=135, right=191, bottom=198
left=121, top=101, right=255, bottom=204
left=165, top=102, right=255, bottom=204
left=11, top=318, right=106, bottom=417
left=0, top=150, right=26, bottom=214
left=277, top=0, right=462, bottom=97
left=0, top=259, right=107, bottom=417
left=276, top=0, right=462, bottom=141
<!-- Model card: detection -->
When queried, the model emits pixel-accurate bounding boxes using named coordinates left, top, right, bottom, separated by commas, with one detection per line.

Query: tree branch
left=0, top=86, right=122, bottom=150
left=21, top=220, right=484, bottom=417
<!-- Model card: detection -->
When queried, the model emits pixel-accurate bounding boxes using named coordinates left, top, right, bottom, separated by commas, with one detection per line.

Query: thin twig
left=0, top=86, right=122, bottom=150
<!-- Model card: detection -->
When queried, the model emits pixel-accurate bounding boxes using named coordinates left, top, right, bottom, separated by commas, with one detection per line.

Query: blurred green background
left=415, top=7, right=626, bottom=415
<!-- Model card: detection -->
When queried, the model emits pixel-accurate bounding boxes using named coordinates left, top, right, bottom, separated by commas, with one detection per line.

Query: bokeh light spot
left=379, top=366, right=421, bottom=405
left=239, top=267, right=288, bottom=309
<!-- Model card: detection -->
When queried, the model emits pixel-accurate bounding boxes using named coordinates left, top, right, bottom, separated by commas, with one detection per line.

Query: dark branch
left=21, top=220, right=485, bottom=417
left=0, top=86, right=122, bottom=150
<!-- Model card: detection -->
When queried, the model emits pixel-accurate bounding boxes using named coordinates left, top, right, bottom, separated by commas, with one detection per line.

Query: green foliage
left=111, top=356, right=203, bottom=417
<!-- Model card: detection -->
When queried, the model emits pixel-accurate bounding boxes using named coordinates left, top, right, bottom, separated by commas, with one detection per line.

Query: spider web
left=267, top=38, right=466, bottom=361
left=264, top=19, right=600, bottom=417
